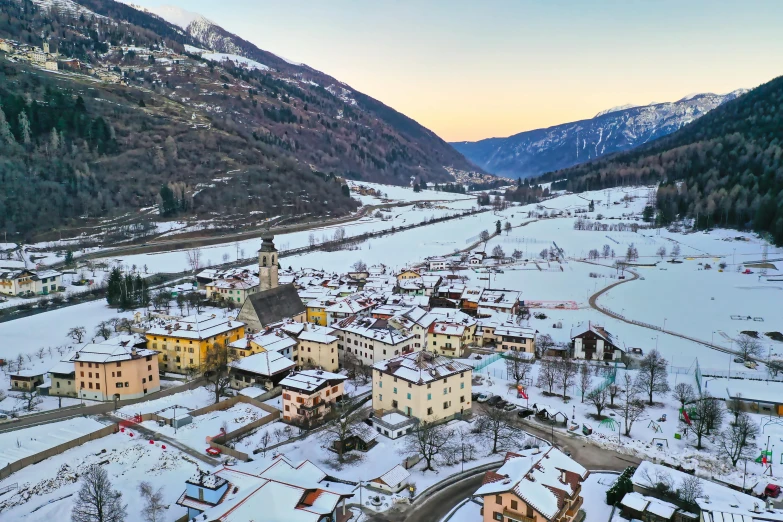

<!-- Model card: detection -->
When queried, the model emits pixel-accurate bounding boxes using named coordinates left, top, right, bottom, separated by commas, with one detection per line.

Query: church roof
left=242, top=284, right=306, bottom=327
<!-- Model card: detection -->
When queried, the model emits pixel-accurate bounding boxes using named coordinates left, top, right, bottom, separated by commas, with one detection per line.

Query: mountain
left=452, top=91, right=747, bottom=179
left=0, top=0, right=478, bottom=241
left=522, top=75, right=783, bottom=245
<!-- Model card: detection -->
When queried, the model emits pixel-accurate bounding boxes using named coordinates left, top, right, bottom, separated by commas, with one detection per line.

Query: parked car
left=765, top=484, right=781, bottom=498
left=734, top=357, right=744, bottom=363
left=486, top=395, right=503, bottom=406
left=503, top=403, right=517, bottom=411
left=745, top=361, right=758, bottom=369
left=477, top=393, right=494, bottom=403
left=471, top=392, right=482, bottom=401
left=493, top=399, right=508, bottom=409
left=517, top=409, right=534, bottom=418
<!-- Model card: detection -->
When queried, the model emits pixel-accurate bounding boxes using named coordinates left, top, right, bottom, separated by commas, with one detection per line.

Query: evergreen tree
left=495, top=220, right=501, bottom=234
left=159, top=185, right=177, bottom=216
left=106, top=267, right=123, bottom=307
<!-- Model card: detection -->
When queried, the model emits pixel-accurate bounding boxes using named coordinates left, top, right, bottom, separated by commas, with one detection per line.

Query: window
left=527, top=505, right=534, bottom=517
left=88, top=382, right=93, bottom=389
left=116, top=362, right=121, bottom=367
left=427, top=383, right=431, bottom=389
left=117, top=382, right=124, bottom=388
left=88, top=363, right=92, bottom=368
left=88, top=372, right=92, bottom=378
left=460, top=382, right=465, bottom=389
left=393, top=387, right=397, bottom=394
left=407, top=393, right=411, bottom=400
left=80, top=382, right=84, bottom=389
left=80, top=371, right=84, bottom=377
left=443, top=401, right=451, bottom=409
left=142, top=378, right=146, bottom=383
left=427, top=393, right=432, bottom=400
left=495, top=495, right=502, bottom=505
left=460, top=395, right=465, bottom=403
left=392, top=400, right=398, bottom=408
left=148, top=365, right=152, bottom=371
left=443, top=387, right=448, bottom=395
left=116, top=371, right=122, bottom=378
left=379, top=394, right=383, bottom=401
left=493, top=512, right=503, bottom=521
left=378, top=381, right=382, bottom=388
left=189, top=348, right=194, bottom=353
left=427, top=407, right=433, bottom=415
left=124, top=382, right=129, bottom=387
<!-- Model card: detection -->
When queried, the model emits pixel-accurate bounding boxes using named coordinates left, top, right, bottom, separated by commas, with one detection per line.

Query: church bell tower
left=258, top=233, right=279, bottom=291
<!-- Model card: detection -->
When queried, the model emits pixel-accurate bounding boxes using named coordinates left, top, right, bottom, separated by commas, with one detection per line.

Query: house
left=494, top=325, right=536, bottom=356
left=372, top=351, right=472, bottom=424
left=10, top=369, right=46, bottom=391
left=398, top=279, right=425, bottom=296
left=324, top=294, right=377, bottom=326
left=336, top=316, right=415, bottom=368
left=396, top=269, right=421, bottom=282
left=69, top=336, right=160, bottom=401
left=176, top=456, right=354, bottom=522
left=476, top=447, right=589, bottom=522
left=420, top=275, right=442, bottom=297
left=280, top=370, right=347, bottom=426
left=428, top=322, right=470, bottom=357
left=48, top=360, right=77, bottom=397
left=237, top=235, right=307, bottom=331
left=0, top=269, right=37, bottom=296
left=305, top=297, right=330, bottom=325
left=293, top=324, right=340, bottom=372
left=478, top=289, right=521, bottom=315
left=205, top=272, right=259, bottom=304
left=469, top=253, right=484, bottom=265
left=145, top=314, right=245, bottom=375
left=388, top=306, right=437, bottom=352
left=428, top=257, right=448, bottom=271
left=370, top=465, right=411, bottom=494
left=332, top=422, right=378, bottom=454
left=33, top=269, right=62, bottom=295
left=230, top=350, right=294, bottom=390
left=571, top=322, right=624, bottom=361
left=229, top=329, right=297, bottom=360
left=460, top=286, right=483, bottom=310
left=620, top=492, right=696, bottom=522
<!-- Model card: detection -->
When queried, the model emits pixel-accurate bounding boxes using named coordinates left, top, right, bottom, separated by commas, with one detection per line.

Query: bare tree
left=16, top=388, right=43, bottom=412
left=94, top=321, right=112, bottom=341
left=203, top=342, right=237, bottom=404
left=512, top=249, right=523, bottom=260
left=726, top=393, right=744, bottom=425
left=68, top=326, right=87, bottom=343
left=635, top=349, right=670, bottom=405
left=535, top=358, right=557, bottom=394
left=673, top=383, right=696, bottom=410
left=735, top=334, right=763, bottom=362
left=351, top=260, right=367, bottom=272
left=257, top=431, right=272, bottom=456
left=602, top=244, right=611, bottom=258
left=71, top=465, right=127, bottom=522
left=185, top=248, right=202, bottom=273
left=36, top=346, right=46, bottom=360
left=138, top=481, right=165, bottom=522
left=479, top=230, right=490, bottom=252
left=491, top=245, right=505, bottom=259
left=625, top=243, right=639, bottom=262
left=308, top=233, right=317, bottom=247
left=677, top=475, right=703, bottom=505
left=656, top=246, right=667, bottom=259
left=556, top=358, right=578, bottom=399
left=476, top=407, right=519, bottom=454
left=688, top=393, right=724, bottom=449
left=504, top=221, right=512, bottom=235
left=671, top=244, right=681, bottom=257
left=718, top=412, right=759, bottom=467
left=320, top=397, right=365, bottom=463
left=403, top=421, right=453, bottom=471
left=505, top=355, right=532, bottom=386
left=618, top=373, right=646, bottom=437
left=535, top=334, right=555, bottom=358
left=586, top=386, right=610, bottom=417
left=768, top=359, right=783, bottom=378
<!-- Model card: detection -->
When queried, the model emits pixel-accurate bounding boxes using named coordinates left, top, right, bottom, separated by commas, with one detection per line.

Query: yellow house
left=372, top=351, right=472, bottom=423
left=228, top=329, right=297, bottom=360
left=145, top=314, right=245, bottom=374
left=428, top=322, right=475, bottom=358
left=294, top=326, right=340, bottom=372
left=396, top=269, right=421, bottom=282
left=476, top=447, right=588, bottom=522
left=305, top=298, right=329, bottom=325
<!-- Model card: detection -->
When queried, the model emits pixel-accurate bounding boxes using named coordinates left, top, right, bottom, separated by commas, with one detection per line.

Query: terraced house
left=145, top=314, right=245, bottom=374
left=336, top=316, right=415, bottom=367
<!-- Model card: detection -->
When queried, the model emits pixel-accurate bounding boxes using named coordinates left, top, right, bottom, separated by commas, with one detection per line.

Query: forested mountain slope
left=529, top=75, right=783, bottom=245
left=0, top=0, right=478, bottom=241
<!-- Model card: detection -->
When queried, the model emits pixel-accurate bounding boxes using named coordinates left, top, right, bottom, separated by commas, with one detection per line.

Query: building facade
left=280, top=370, right=347, bottom=426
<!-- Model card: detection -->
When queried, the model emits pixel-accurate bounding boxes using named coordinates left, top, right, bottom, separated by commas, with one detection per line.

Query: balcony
left=503, top=508, right=535, bottom=522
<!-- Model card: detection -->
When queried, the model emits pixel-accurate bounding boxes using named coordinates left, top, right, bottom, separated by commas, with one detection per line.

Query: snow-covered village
left=0, top=178, right=780, bottom=522
left=1, top=2, right=783, bottom=522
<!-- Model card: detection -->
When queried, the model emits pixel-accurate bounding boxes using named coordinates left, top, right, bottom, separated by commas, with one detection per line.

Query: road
left=366, top=411, right=640, bottom=522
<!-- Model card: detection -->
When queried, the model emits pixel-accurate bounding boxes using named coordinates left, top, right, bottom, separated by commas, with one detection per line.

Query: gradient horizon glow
left=127, top=0, right=783, bottom=142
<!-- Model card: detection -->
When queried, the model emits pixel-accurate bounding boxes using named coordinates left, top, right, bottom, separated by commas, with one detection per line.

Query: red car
left=765, top=484, right=781, bottom=498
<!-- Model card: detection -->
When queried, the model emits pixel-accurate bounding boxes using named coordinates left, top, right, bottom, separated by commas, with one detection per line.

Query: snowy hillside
left=452, top=89, right=748, bottom=179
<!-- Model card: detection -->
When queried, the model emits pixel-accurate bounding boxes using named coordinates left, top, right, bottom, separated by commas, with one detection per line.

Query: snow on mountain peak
left=594, top=103, right=642, bottom=118
left=125, top=4, right=210, bottom=29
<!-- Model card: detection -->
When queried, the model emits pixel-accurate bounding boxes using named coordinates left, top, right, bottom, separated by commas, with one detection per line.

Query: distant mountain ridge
left=452, top=90, right=747, bottom=179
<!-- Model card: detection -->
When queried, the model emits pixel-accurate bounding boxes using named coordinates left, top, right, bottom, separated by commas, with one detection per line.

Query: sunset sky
left=128, top=0, right=783, bottom=142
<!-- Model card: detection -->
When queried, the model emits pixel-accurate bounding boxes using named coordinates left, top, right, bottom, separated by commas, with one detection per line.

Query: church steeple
left=258, top=233, right=279, bottom=291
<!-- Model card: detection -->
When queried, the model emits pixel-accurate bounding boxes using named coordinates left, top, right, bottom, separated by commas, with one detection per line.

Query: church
left=237, top=234, right=307, bottom=332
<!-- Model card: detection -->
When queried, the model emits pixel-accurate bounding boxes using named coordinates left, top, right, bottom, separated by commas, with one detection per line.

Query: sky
left=126, top=0, right=783, bottom=142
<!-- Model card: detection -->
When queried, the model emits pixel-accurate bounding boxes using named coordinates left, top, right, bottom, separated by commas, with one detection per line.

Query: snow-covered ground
left=0, top=417, right=108, bottom=469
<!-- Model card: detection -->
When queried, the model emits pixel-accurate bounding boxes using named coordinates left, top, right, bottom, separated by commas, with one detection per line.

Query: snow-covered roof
left=375, top=465, right=410, bottom=488
left=146, top=314, right=244, bottom=340
left=69, top=335, right=157, bottom=364
left=231, top=351, right=294, bottom=376
left=338, top=316, right=414, bottom=346
left=494, top=325, right=536, bottom=339
left=571, top=322, right=619, bottom=347
left=429, top=322, right=466, bottom=336
left=280, top=370, right=346, bottom=393
left=48, top=360, right=76, bottom=375
left=478, top=289, right=521, bottom=309
left=374, top=351, right=471, bottom=384
left=207, top=274, right=259, bottom=290
left=475, top=447, right=588, bottom=519
left=298, top=330, right=338, bottom=344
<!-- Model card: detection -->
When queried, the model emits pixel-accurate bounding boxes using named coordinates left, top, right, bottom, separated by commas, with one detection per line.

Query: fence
left=0, top=423, right=116, bottom=480
left=473, top=353, right=505, bottom=372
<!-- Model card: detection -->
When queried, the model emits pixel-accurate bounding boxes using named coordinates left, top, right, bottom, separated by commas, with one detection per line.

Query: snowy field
left=0, top=426, right=199, bottom=522
left=0, top=417, right=107, bottom=469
